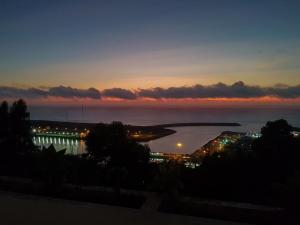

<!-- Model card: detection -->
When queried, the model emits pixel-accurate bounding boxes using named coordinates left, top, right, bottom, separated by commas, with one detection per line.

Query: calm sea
left=30, top=106, right=300, bottom=154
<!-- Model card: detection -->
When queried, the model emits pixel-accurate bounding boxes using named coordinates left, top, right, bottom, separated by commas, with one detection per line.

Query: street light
left=176, top=142, right=183, bottom=148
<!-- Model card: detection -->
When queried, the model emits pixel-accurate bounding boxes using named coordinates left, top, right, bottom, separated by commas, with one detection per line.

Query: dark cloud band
left=0, top=86, right=101, bottom=99
left=1, top=82, right=300, bottom=100
left=102, top=88, right=136, bottom=100
left=48, top=86, right=101, bottom=99
left=137, top=82, right=300, bottom=99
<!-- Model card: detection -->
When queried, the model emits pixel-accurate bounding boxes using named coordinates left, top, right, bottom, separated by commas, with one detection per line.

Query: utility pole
left=81, top=105, right=84, bottom=122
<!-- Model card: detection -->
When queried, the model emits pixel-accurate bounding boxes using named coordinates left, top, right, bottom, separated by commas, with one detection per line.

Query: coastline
left=31, top=120, right=241, bottom=142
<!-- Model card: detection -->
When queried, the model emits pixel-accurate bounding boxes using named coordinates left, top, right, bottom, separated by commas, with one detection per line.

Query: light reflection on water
left=147, top=124, right=261, bottom=154
left=32, top=124, right=259, bottom=155
left=29, top=106, right=300, bottom=154
left=32, top=118, right=295, bottom=155
left=33, top=136, right=86, bottom=155
left=31, top=121, right=288, bottom=155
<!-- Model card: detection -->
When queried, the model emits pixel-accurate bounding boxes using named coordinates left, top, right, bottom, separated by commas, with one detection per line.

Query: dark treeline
left=161, top=120, right=300, bottom=224
left=0, top=99, right=34, bottom=156
left=0, top=99, right=152, bottom=192
left=181, top=119, right=300, bottom=206
left=0, top=99, right=36, bottom=176
left=0, top=99, right=300, bottom=223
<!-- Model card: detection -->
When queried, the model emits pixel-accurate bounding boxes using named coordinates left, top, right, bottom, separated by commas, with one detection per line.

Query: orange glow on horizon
left=3, top=96, right=299, bottom=107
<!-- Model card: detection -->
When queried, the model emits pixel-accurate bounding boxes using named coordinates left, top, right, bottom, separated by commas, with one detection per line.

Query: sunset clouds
left=1, top=82, right=300, bottom=102
left=137, top=81, right=300, bottom=99
left=102, top=88, right=136, bottom=100
left=0, top=86, right=101, bottom=99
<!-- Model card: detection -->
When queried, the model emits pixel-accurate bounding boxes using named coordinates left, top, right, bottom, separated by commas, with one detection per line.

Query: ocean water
left=29, top=106, right=300, bottom=154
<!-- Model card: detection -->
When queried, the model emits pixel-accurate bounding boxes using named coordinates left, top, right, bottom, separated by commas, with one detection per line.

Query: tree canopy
left=252, top=119, right=295, bottom=159
left=86, top=121, right=150, bottom=168
left=252, top=119, right=298, bottom=181
left=0, top=99, right=34, bottom=157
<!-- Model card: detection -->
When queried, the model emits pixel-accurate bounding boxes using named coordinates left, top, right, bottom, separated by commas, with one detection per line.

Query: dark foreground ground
left=0, top=191, right=252, bottom=225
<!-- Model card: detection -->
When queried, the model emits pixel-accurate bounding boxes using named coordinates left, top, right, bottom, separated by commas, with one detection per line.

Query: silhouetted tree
left=108, top=166, right=128, bottom=197
left=86, top=122, right=126, bottom=160
left=86, top=121, right=150, bottom=168
left=86, top=121, right=150, bottom=187
left=8, top=99, right=34, bottom=155
left=65, top=155, right=98, bottom=186
left=0, top=99, right=35, bottom=176
left=252, top=119, right=296, bottom=182
left=0, top=101, right=9, bottom=146
left=34, top=144, right=67, bottom=192
left=152, top=161, right=183, bottom=200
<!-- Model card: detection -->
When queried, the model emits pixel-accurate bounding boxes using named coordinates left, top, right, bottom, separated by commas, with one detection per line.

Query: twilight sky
left=1, top=0, right=300, bottom=104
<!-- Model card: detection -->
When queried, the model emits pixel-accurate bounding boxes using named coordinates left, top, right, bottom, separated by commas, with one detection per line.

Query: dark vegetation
left=160, top=119, right=300, bottom=224
left=0, top=99, right=149, bottom=207
left=181, top=119, right=300, bottom=206
left=0, top=99, right=300, bottom=224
